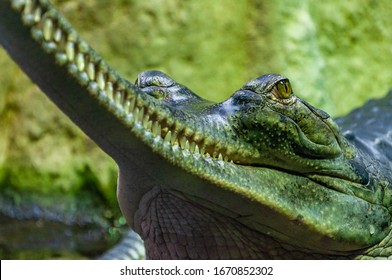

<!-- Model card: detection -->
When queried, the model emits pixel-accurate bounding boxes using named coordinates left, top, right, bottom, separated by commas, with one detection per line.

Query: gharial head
left=137, top=71, right=365, bottom=184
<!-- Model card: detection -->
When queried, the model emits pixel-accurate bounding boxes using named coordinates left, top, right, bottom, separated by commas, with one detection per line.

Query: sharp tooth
left=218, top=153, right=223, bottom=161
left=43, top=18, right=53, bottom=41
left=129, top=97, right=136, bottom=113
left=109, top=87, right=117, bottom=102
left=107, top=84, right=114, bottom=100
left=138, top=107, right=144, bottom=123
left=65, top=42, right=75, bottom=61
left=164, top=131, right=172, bottom=143
left=190, top=141, right=196, bottom=153
left=156, top=124, right=161, bottom=137
left=185, top=140, right=190, bottom=150
left=142, top=114, right=149, bottom=128
left=180, top=137, right=187, bottom=149
left=115, top=91, right=122, bottom=105
left=124, top=100, right=130, bottom=114
left=171, top=132, right=178, bottom=145
left=33, top=7, right=42, bottom=23
left=152, top=122, right=161, bottom=137
left=224, top=156, right=229, bottom=162
left=97, top=72, right=105, bottom=90
left=76, top=53, right=85, bottom=71
left=134, top=107, right=140, bottom=122
left=53, top=28, right=62, bottom=43
left=151, top=121, right=158, bottom=135
left=146, top=120, right=152, bottom=130
left=194, top=145, right=200, bottom=154
left=87, top=63, right=95, bottom=80
left=24, top=0, right=33, bottom=15
left=200, top=146, right=206, bottom=155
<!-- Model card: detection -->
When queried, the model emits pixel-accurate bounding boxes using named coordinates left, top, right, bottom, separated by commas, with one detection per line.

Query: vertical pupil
left=277, top=80, right=291, bottom=98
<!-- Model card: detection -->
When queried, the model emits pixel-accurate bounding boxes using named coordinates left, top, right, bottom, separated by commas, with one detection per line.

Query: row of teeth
left=12, top=0, right=234, bottom=163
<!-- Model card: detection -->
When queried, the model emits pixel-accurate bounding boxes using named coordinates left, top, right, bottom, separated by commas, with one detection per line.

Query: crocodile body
left=0, top=0, right=391, bottom=259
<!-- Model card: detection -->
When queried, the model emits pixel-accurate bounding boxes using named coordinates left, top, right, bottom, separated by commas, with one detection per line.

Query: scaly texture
left=0, top=0, right=391, bottom=259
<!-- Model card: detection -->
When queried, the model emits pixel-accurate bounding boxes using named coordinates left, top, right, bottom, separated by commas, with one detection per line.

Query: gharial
left=0, top=0, right=391, bottom=259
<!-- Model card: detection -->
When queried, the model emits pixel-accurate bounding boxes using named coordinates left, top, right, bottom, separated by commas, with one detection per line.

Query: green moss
left=0, top=249, right=89, bottom=260
left=1, top=0, right=392, bottom=258
left=254, top=0, right=392, bottom=116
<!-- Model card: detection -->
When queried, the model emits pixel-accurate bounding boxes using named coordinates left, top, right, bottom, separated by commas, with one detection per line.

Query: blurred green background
left=1, top=0, right=392, bottom=259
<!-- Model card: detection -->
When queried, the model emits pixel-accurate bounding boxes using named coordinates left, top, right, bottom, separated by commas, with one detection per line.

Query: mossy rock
left=0, top=0, right=391, bottom=258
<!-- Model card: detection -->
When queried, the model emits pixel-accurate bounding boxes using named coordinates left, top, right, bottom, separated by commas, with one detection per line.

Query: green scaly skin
left=0, top=0, right=391, bottom=259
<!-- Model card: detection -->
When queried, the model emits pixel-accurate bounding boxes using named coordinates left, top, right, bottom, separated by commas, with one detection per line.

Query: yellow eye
left=274, top=80, right=292, bottom=99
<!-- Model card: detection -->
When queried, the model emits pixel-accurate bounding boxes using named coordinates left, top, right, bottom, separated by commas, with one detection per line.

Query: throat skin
left=0, top=0, right=391, bottom=259
left=134, top=187, right=352, bottom=259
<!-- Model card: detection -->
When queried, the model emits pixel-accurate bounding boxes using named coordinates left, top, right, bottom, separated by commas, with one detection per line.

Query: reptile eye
left=273, top=79, right=292, bottom=99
